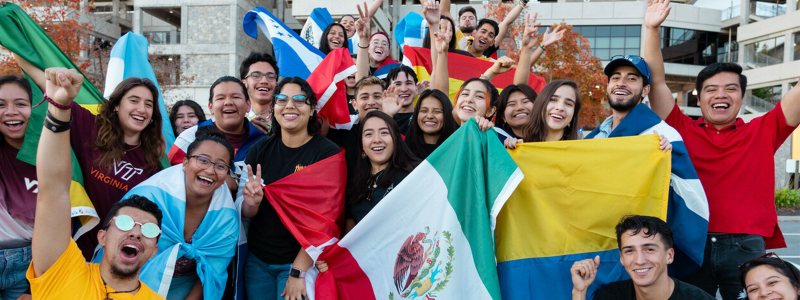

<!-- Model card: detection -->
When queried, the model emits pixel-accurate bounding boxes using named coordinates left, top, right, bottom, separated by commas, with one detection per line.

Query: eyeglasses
left=245, top=72, right=278, bottom=82
left=275, top=94, right=309, bottom=107
left=190, top=155, right=233, bottom=176
left=107, top=214, right=161, bottom=238
left=371, top=40, right=389, bottom=48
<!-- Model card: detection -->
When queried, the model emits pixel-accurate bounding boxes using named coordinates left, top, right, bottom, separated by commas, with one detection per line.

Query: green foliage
left=775, top=188, right=800, bottom=209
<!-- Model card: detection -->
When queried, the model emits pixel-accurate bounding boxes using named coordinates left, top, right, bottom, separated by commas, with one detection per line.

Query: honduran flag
left=402, top=45, right=546, bottom=100
left=104, top=32, right=175, bottom=156
left=585, top=103, right=709, bottom=278
left=243, top=6, right=325, bottom=79
left=94, top=165, right=238, bottom=300
left=496, top=135, right=672, bottom=299
left=0, top=3, right=99, bottom=240
left=394, top=12, right=428, bottom=49
left=307, top=48, right=357, bottom=130
left=314, top=119, right=523, bottom=300
left=301, top=7, right=335, bottom=49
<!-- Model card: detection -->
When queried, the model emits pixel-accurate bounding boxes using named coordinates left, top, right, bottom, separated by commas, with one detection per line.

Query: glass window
left=610, top=37, right=625, bottom=48
left=626, top=37, right=640, bottom=48
left=595, top=37, right=610, bottom=48
left=611, top=26, right=626, bottom=37
left=582, top=26, right=595, bottom=37
left=575, top=25, right=641, bottom=61
left=595, top=49, right=610, bottom=60
left=626, top=26, right=640, bottom=36
left=794, top=32, right=800, bottom=61
left=744, top=36, right=785, bottom=69
left=596, top=26, right=610, bottom=37
left=661, top=27, right=720, bottom=66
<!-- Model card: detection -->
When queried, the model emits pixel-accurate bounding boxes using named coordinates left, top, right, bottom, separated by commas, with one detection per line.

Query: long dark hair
left=270, top=77, right=321, bottom=137
left=423, top=15, right=457, bottom=52
left=319, top=23, right=349, bottom=55
left=521, top=80, right=582, bottom=142
left=95, top=77, right=164, bottom=172
left=496, top=84, right=538, bottom=134
left=455, top=78, right=500, bottom=119
left=405, top=89, right=458, bottom=159
left=0, top=76, right=32, bottom=146
left=739, top=255, right=800, bottom=290
left=348, top=111, right=419, bottom=204
left=169, top=100, right=207, bottom=134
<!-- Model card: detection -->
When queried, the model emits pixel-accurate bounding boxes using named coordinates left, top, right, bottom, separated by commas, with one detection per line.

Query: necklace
left=123, top=143, right=141, bottom=155
left=102, top=277, right=141, bottom=300
left=365, top=170, right=385, bottom=202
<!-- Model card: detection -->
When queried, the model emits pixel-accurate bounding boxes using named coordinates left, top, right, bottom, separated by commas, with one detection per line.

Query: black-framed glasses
left=275, top=94, right=309, bottom=107
left=106, top=214, right=161, bottom=238
left=245, top=72, right=278, bottom=82
left=190, top=155, right=232, bottom=176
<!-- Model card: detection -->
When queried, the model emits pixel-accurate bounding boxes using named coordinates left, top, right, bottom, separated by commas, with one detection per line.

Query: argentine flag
left=243, top=6, right=325, bottom=79
left=300, top=7, right=335, bottom=49
left=394, top=12, right=428, bottom=49
left=104, top=32, right=176, bottom=153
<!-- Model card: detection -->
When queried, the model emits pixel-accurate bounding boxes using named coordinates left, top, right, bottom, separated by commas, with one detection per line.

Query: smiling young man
left=571, top=216, right=713, bottom=300
left=385, top=66, right=428, bottom=134
left=240, top=52, right=280, bottom=135
left=28, top=67, right=164, bottom=299
left=643, top=0, right=800, bottom=298
left=440, top=0, right=526, bottom=58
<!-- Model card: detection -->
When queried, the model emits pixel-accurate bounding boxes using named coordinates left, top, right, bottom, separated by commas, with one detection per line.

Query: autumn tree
left=484, top=2, right=609, bottom=128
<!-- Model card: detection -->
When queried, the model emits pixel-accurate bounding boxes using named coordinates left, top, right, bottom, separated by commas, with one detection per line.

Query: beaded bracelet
left=44, top=93, right=71, bottom=110
left=539, top=44, right=546, bottom=51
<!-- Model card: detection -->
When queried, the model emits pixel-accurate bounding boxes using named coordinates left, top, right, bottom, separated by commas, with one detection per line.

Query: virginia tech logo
left=390, top=227, right=454, bottom=300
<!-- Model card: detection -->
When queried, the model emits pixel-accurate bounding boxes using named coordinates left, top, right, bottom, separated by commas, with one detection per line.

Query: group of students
left=2, top=0, right=800, bottom=299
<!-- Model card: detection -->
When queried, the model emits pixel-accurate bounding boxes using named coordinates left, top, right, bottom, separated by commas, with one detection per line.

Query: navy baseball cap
left=604, top=55, right=651, bottom=86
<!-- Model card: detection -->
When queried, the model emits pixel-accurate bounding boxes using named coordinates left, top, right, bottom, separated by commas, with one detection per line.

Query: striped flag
left=0, top=3, right=100, bottom=239
left=301, top=7, right=335, bottom=49
left=314, top=119, right=523, bottom=300
left=243, top=6, right=325, bottom=79
left=104, top=32, right=176, bottom=154
left=495, top=135, right=673, bottom=299
left=307, top=48, right=356, bottom=130
left=402, top=45, right=547, bottom=100
left=584, top=103, right=709, bottom=278
left=394, top=12, right=428, bottom=49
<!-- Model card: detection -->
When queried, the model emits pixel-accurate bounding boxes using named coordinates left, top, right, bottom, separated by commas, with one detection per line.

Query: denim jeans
left=0, top=245, right=32, bottom=300
left=244, top=255, right=293, bottom=300
left=681, top=234, right=765, bottom=300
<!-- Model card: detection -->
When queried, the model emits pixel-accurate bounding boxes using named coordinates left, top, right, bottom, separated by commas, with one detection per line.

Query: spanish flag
left=401, top=46, right=547, bottom=100
left=0, top=3, right=100, bottom=240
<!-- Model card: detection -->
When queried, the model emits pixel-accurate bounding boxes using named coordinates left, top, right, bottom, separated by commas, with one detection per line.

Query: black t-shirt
left=326, top=127, right=360, bottom=183
left=483, top=45, right=499, bottom=58
left=394, top=113, right=413, bottom=135
left=594, top=278, right=714, bottom=300
left=245, top=134, right=341, bottom=264
left=347, top=94, right=356, bottom=115
left=346, top=169, right=410, bottom=224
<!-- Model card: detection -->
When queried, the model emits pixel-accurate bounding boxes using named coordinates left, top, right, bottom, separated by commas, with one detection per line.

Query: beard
left=459, top=25, right=475, bottom=33
left=110, top=262, right=139, bottom=280
left=607, top=91, right=642, bottom=112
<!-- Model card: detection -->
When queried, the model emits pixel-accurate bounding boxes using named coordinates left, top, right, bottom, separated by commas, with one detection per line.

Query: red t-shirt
left=69, top=102, right=158, bottom=259
left=665, top=103, right=796, bottom=249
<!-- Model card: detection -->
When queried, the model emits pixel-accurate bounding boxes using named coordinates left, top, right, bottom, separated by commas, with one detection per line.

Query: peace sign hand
left=522, top=13, right=540, bottom=49
left=356, top=2, right=372, bottom=39
left=242, top=164, right=264, bottom=207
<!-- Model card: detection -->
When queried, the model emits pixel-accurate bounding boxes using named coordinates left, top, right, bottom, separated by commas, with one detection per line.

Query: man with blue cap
left=586, top=55, right=653, bottom=139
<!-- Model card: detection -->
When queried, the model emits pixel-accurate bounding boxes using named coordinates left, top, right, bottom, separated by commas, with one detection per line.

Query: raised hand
left=44, top=67, right=83, bottom=106
left=433, top=18, right=452, bottom=54
left=571, top=255, right=600, bottom=293
left=381, top=84, right=402, bottom=117
left=422, top=0, right=441, bottom=25
left=355, top=2, right=372, bottom=39
left=541, top=24, right=567, bottom=47
left=654, top=130, right=672, bottom=152
left=491, top=56, right=516, bottom=75
left=521, top=13, right=540, bottom=49
left=645, top=0, right=671, bottom=29
left=242, top=164, right=264, bottom=207
left=416, top=79, right=430, bottom=95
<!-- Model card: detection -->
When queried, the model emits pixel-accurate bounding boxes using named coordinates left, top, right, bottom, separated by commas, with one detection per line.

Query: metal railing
left=142, top=31, right=181, bottom=45
left=746, top=49, right=783, bottom=68
left=744, top=94, right=776, bottom=113
left=750, top=1, right=787, bottom=19
left=722, top=4, right=741, bottom=21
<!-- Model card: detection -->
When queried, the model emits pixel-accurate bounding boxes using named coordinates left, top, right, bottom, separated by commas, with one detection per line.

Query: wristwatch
left=289, top=267, right=306, bottom=278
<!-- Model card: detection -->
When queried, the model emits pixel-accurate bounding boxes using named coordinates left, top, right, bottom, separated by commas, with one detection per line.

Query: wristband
left=480, top=74, right=491, bottom=80
left=539, top=44, right=546, bottom=51
left=358, top=43, right=369, bottom=49
left=45, top=93, right=71, bottom=110
left=44, top=110, right=72, bottom=133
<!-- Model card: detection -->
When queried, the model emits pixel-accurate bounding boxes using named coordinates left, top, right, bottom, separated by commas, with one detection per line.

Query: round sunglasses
left=108, top=214, right=161, bottom=239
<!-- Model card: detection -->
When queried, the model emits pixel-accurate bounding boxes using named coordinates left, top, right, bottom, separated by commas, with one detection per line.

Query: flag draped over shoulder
left=402, top=45, right=547, bottom=100
left=0, top=3, right=99, bottom=239
left=104, top=32, right=175, bottom=155
left=243, top=6, right=325, bottom=78
left=496, top=135, right=672, bottom=299
left=94, top=165, right=238, bottom=299
left=372, top=58, right=401, bottom=80
left=314, top=119, right=523, bottom=300
left=168, top=119, right=266, bottom=175
left=585, top=103, right=709, bottom=278
left=301, top=7, right=335, bottom=49
left=307, top=48, right=357, bottom=130
left=394, top=12, right=428, bottom=49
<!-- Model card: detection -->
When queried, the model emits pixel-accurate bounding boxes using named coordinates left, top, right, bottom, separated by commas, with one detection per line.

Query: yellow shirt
left=455, top=29, right=470, bottom=51
left=27, top=239, right=164, bottom=300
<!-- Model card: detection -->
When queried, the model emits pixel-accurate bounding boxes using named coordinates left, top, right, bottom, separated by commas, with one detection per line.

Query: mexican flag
left=314, top=119, right=523, bottom=300
left=0, top=3, right=100, bottom=239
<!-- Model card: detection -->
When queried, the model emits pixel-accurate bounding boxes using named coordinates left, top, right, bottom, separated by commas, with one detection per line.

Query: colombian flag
left=496, top=135, right=671, bottom=299
left=401, top=46, right=547, bottom=100
left=0, top=3, right=100, bottom=239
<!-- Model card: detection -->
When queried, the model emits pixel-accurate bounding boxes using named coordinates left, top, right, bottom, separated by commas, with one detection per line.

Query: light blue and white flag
left=243, top=6, right=325, bottom=79
left=301, top=7, right=334, bottom=49
left=95, top=165, right=239, bottom=299
left=104, top=32, right=175, bottom=153
left=394, top=12, right=428, bottom=49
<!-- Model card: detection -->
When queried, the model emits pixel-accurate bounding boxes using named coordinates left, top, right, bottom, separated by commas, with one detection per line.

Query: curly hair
left=270, top=77, right=321, bottom=136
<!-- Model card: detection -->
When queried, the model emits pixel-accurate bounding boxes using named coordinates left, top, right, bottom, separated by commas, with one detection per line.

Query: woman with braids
left=12, top=54, right=165, bottom=260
